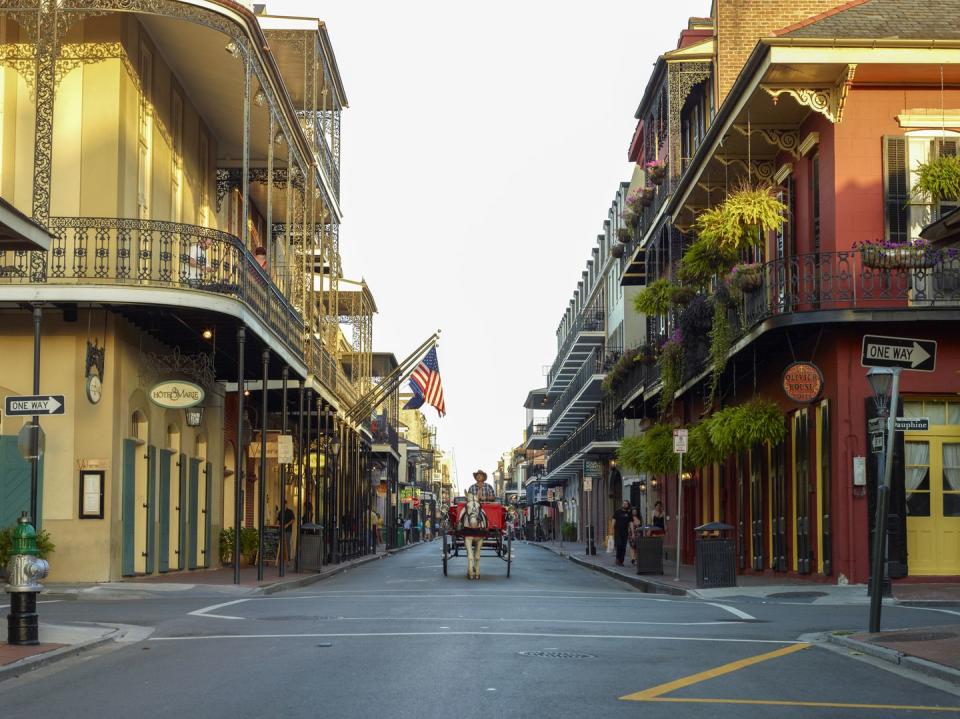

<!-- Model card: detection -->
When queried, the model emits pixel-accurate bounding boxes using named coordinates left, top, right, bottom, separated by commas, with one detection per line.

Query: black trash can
left=635, top=526, right=664, bottom=575
left=693, top=521, right=736, bottom=589
left=299, top=523, right=325, bottom=572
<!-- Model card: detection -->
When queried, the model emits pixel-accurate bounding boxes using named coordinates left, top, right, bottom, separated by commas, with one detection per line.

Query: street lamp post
left=867, top=366, right=900, bottom=633
left=329, top=425, right=341, bottom=564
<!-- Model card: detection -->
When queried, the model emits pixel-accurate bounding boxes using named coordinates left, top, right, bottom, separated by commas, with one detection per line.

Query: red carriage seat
left=449, top=502, right=506, bottom=531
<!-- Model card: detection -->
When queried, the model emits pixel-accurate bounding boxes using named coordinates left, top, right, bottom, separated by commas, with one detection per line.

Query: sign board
left=868, top=417, right=887, bottom=434
left=895, top=417, right=929, bottom=432
left=673, top=428, right=688, bottom=454
left=17, top=422, right=45, bottom=459
left=5, top=395, right=64, bottom=416
left=861, top=335, right=936, bottom=371
left=583, top=477, right=593, bottom=492
left=277, top=434, right=294, bottom=464
left=149, top=380, right=205, bottom=408
left=871, top=432, right=885, bottom=454
left=584, top=460, right=602, bottom=476
left=782, top=362, right=824, bottom=403
left=853, top=456, right=867, bottom=486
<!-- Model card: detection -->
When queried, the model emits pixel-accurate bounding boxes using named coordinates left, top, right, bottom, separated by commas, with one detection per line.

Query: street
left=1, top=544, right=959, bottom=718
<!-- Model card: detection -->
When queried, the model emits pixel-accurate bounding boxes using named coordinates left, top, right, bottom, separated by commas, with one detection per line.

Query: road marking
left=151, top=631, right=800, bottom=643
left=639, top=698, right=960, bottom=712
left=705, top=602, right=755, bottom=620
left=287, top=616, right=744, bottom=627
left=276, top=593, right=679, bottom=602
left=0, top=600, right=61, bottom=611
left=187, top=599, right=250, bottom=620
left=621, top=643, right=810, bottom=700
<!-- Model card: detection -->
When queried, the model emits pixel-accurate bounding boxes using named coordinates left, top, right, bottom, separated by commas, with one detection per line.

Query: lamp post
left=867, top=366, right=900, bottom=633
left=329, top=425, right=341, bottom=564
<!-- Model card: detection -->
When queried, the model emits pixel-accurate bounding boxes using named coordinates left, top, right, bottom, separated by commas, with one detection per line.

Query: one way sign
left=5, top=395, right=65, bottom=416
left=861, top=335, right=936, bottom=372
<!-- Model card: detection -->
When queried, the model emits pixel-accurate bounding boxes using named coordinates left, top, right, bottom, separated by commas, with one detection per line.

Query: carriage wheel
left=506, top=534, right=512, bottom=578
left=442, top=530, right=448, bottom=576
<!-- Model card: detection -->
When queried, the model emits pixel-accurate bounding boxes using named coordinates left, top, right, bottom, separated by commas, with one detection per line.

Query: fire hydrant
left=5, top=513, right=49, bottom=645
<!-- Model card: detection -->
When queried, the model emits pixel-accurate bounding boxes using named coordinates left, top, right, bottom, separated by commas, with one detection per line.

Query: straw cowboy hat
left=472, top=469, right=488, bottom=480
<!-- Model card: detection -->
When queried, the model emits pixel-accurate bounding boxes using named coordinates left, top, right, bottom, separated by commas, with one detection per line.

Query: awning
left=0, top=198, right=51, bottom=252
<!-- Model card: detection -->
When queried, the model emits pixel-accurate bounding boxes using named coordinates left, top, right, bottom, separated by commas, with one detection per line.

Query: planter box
left=861, top=246, right=937, bottom=269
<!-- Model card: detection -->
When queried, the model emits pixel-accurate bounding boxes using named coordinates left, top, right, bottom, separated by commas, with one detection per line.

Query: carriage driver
left=467, top=469, right=496, bottom=501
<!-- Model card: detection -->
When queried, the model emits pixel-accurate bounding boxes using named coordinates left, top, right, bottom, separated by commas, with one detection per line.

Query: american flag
left=409, top=347, right=446, bottom=417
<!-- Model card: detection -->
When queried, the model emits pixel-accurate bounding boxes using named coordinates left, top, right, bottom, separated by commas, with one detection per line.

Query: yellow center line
left=639, top=697, right=960, bottom=712
left=620, top=642, right=811, bottom=701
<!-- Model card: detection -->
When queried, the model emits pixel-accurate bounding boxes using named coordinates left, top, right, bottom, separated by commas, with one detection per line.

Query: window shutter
left=884, top=137, right=908, bottom=243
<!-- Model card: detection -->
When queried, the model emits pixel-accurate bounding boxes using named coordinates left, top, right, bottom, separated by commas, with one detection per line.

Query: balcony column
left=233, top=326, right=246, bottom=584
left=31, top=0, right=60, bottom=281
left=296, top=378, right=305, bottom=572
left=257, top=349, right=269, bottom=582
left=279, top=365, right=289, bottom=576
left=267, top=111, right=274, bottom=269
left=241, top=53, right=252, bottom=255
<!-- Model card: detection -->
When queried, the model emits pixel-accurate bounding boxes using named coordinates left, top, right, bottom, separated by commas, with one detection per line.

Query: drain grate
left=879, top=631, right=958, bottom=643
left=518, top=650, right=596, bottom=660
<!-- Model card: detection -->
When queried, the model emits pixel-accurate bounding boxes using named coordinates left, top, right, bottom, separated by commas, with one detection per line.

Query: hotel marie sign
left=149, top=380, right=205, bottom=409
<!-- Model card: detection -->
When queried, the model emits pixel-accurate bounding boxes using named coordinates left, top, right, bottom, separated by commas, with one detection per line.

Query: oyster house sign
left=150, top=381, right=205, bottom=409
left=782, top=362, right=823, bottom=404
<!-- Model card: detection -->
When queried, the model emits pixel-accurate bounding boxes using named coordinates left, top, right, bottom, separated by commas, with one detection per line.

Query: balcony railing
left=548, top=307, right=605, bottom=388
left=525, top=419, right=549, bottom=440
left=548, top=346, right=622, bottom=429
left=546, top=414, right=624, bottom=474
left=0, top=217, right=304, bottom=358
left=612, top=250, right=960, bottom=408
left=299, top=112, right=340, bottom=199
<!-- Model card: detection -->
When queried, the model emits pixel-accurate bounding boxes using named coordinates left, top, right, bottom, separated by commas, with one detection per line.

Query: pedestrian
left=651, top=500, right=666, bottom=532
left=278, top=504, right=295, bottom=566
left=612, top=500, right=631, bottom=566
left=425, top=517, right=432, bottom=541
left=628, top=508, right=642, bottom=564
left=371, top=509, right=382, bottom=548
left=302, top=498, right=313, bottom=525
left=403, top=515, right=412, bottom=544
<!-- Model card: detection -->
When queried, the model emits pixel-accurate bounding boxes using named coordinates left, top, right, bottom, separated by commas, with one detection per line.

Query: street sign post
left=4, top=395, right=65, bottom=416
left=17, top=423, right=45, bottom=460
left=861, top=335, right=936, bottom=371
left=583, top=477, right=593, bottom=492
left=672, top=429, right=688, bottom=581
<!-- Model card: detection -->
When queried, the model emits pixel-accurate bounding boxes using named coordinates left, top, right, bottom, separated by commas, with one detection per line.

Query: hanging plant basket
left=860, top=245, right=937, bottom=270
left=913, top=154, right=960, bottom=203
left=646, top=161, right=668, bottom=186
left=695, top=182, right=787, bottom=253
left=640, top=187, right=655, bottom=205
left=611, top=244, right=625, bottom=259
left=617, top=227, right=633, bottom=244
left=729, top=263, right=763, bottom=292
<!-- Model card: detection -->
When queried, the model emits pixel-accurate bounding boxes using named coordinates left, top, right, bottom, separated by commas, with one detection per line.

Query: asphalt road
left=1, top=542, right=959, bottom=718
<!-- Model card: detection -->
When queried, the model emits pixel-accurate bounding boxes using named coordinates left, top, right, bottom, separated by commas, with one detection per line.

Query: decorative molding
left=715, top=156, right=775, bottom=182
left=733, top=124, right=800, bottom=158
left=896, top=112, right=960, bottom=129
left=798, top=132, right=820, bottom=157
left=762, top=64, right=857, bottom=124
left=140, top=347, right=216, bottom=390
left=668, top=62, right=712, bottom=178
left=774, top=162, right=794, bottom=185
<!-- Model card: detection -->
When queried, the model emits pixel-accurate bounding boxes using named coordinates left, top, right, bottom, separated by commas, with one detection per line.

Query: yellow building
left=0, top=2, right=376, bottom=581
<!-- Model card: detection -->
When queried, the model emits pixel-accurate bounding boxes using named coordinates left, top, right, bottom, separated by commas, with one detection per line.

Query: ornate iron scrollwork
left=140, top=347, right=216, bottom=389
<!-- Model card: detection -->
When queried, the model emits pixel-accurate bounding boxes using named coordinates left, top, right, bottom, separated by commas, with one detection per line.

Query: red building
left=615, top=0, right=960, bottom=584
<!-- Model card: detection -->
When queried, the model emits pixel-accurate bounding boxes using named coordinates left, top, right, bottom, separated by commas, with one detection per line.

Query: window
left=171, top=91, right=183, bottom=223
left=810, top=154, right=820, bottom=255
left=138, top=45, right=153, bottom=220
left=198, top=132, right=209, bottom=226
left=883, top=136, right=909, bottom=243
left=905, top=441, right=931, bottom=517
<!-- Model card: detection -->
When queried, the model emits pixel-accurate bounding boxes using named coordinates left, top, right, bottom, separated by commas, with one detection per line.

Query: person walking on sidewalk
left=651, top=501, right=666, bottom=533
left=612, top=501, right=631, bottom=566
left=628, top=508, right=642, bottom=565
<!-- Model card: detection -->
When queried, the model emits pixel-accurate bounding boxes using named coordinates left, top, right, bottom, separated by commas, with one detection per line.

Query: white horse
left=457, top=494, right=487, bottom=580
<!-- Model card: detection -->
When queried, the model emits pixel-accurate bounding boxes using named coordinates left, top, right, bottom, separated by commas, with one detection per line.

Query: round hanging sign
left=782, top=362, right=823, bottom=404
left=149, top=380, right=205, bottom=409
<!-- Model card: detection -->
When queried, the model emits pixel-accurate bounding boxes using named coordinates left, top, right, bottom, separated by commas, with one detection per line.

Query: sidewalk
left=828, top=626, right=960, bottom=687
left=0, top=623, right=120, bottom=683
left=43, top=541, right=419, bottom=600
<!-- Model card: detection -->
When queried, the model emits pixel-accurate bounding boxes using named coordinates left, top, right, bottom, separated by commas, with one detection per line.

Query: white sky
left=271, top=0, right=707, bottom=489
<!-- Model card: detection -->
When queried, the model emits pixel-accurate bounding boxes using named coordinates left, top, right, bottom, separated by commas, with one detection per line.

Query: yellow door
left=905, top=434, right=960, bottom=575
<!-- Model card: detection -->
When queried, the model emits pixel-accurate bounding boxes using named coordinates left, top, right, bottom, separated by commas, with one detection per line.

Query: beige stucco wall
left=0, top=309, right=224, bottom=582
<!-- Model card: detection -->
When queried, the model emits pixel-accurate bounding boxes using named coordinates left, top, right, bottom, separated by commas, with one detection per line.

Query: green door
left=0, top=436, right=42, bottom=529
left=177, top=453, right=187, bottom=570
left=158, top=449, right=173, bottom=572
left=203, top=461, right=212, bottom=568
left=188, top=457, right=200, bottom=569
left=145, top=445, right=157, bottom=574
left=122, top=439, right=136, bottom=576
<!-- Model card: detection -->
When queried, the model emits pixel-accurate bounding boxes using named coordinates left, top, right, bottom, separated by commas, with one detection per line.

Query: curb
left=0, top=628, right=119, bottom=684
left=259, top=542, right=422, bottom=595
left=826, top=632, right=960, bottom=687
left=896, top=600, right=960, bottom=609
left=526, top=542, right=687, bottom=596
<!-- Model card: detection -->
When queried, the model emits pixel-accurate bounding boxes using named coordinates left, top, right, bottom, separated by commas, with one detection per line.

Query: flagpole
left=347, top=331, right=441, bottom=421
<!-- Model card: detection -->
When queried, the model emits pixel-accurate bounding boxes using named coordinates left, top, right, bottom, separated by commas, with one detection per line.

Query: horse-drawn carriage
left=441, top=496, right=512, bottom=578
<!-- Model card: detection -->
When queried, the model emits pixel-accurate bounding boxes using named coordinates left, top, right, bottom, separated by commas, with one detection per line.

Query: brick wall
left=715, top=0, right=846, bottom=101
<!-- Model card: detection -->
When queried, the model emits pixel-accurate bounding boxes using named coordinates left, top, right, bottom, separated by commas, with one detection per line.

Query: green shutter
left=884, top=136, right=909, bottom=243
left=188, top=457, right=200, bottom=569
left=158, top=450, right=173, bottom=572
left=178, top=453, right=187, bottom=570
left=203, top=461, right=212, bottom=568
left=146, top=445, right=157, bottom=574
left=122, top=439, right=136, bottom=577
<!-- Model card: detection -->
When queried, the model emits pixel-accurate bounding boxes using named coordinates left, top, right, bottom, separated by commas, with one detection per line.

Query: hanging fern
left=634, top=278, right=675, bottom=316
left=678, top=237, right=738, bottom=287
left=707, top=297, right=733, bottom=409
left=657, top=338, right=683, bottom=419
left=618, top=423, right=679, bottom=476
left=913, top=154, right=960, bottom=202
left=687, top=421, right=721, bottom=468
left=695, top=182, right=787, bottom=253
left=704, top=396, right=786, bottom=458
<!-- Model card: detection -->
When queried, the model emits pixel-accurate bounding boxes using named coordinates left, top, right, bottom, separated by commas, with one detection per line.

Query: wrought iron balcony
left=614, top=250, right=960, bottom=409
left=0, top=216, right=304, bottom=358
left=547, top=307, right=605, bottom=391
left=547, top=346, right=621, bottom=436
left=298, top=111, right=341, bottom=200
left=546, top=414, right=623, bottom=475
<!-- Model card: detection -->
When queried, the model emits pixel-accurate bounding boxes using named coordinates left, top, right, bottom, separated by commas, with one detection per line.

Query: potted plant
left=678, top=237, right=739, bottom=287
left=611, top=243, right=625, bottom=259
left=913, top=154, right=960, bottom=203
left=705, top=396, right=786, bottom=457
left=657, top=329, right=684, bottom=418
left=729, top=262, right=763, bottom=292
left=617, top=226, right=634, bottom=244
left=646, top=159, right=668, bottom=185
left=622, top=210, right=641, bottom=231
left=855, top=238, right=939, bottom=270
left=640, top=186, right=655, bottom=205
left=625, top=190, right=646, bottom=215
left=618, top=423, right=679, bottom=476
left=634, top=278, right=675, bottom=316
left=695, top=182, right=787, bottom=253
left=668, top=283, right=697, bottom=307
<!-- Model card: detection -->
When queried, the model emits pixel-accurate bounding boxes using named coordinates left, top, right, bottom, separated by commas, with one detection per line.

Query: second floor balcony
left=545, top=346, right=620, bottom=446
left=547, top=307, right=605, bottom=394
